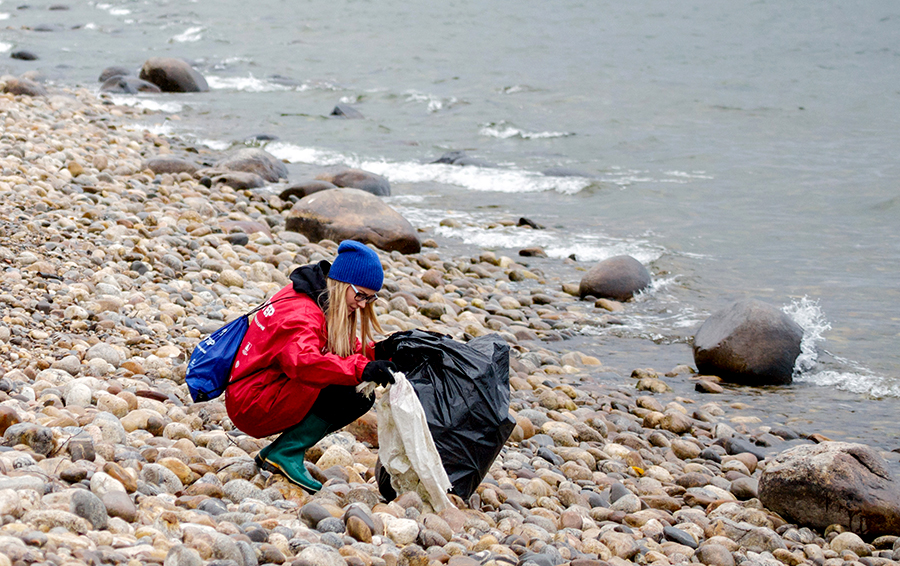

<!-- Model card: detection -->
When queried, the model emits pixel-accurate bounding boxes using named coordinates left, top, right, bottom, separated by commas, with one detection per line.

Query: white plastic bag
left=375, top=372, right=453, bottom=511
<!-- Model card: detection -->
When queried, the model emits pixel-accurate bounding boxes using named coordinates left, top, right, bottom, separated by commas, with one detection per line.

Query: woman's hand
left=362, top=360, right=397, bottom=386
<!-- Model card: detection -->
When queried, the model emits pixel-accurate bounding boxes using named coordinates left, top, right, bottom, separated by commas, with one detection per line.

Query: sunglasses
left=350, top=284, right=378, bottom=304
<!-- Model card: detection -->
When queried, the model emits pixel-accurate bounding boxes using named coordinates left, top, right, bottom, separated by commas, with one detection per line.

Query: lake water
left=2, top=0, right=898, bottom=455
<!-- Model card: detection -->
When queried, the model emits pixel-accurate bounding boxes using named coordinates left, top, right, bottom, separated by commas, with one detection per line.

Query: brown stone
left=0, top=406, right=22, bottom=435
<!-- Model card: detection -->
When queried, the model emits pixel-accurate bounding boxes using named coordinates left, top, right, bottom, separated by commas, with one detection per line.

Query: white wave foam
left=108, top=95, right=183, bottom=113
left=198, top=139, right=231, bottom=151
left=404, top=90, right=459, bottom=113
left=267, top=142, right=349, bottom=166
left=796, top=370, right=900, bottom=399
left=360, top=160, right=592, bottom=195
left=664, top=170, right=714, bottom=180
left=171, top=26, right=203, bottom=43
left=109, top=8, right=130, bottom=15
left=207, top=75, right=291, bottom=93
left=0, top=13, right=9, bottom=21
left=782, top=296, right=831, bottom=374
left=125, top=122, right=175, bottom=136
left=480, top=122, right=574, bottom=140
left=0, top=41, right=10, bottom=52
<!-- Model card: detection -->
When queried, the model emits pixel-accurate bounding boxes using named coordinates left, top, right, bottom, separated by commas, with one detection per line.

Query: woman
left=225, top=240, right=396, bottom=492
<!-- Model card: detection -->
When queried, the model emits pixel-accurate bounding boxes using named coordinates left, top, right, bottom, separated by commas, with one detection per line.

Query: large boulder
left=759, top=442, right=900, bottom=536
left=319, top=169, right=390, bottom=196
left=286, top=188, right=420, bottom=254
left=693, top=299, right=802, bottom=385
left=98, top=66, right=133, bottom=82
left=2, top=77, right=47, bottom=97
left=139, top=57, right=209, bottom=93
left=279, top=180, right=336, bottom=201
left=214, top=148, right=287, bottom=183
left=579, top=255, right=651, bottom=301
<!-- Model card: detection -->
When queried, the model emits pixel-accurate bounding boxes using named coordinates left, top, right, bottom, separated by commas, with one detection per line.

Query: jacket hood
left=289, top=260, right=331, bottom=310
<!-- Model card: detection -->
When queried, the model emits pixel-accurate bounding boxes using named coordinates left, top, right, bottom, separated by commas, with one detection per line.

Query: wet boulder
left=100, top=75, right=161, bottom=94
left=579, top=255, right=651, bottom=301
left=319, top=168, right=390, bottom=197
left=11, top=50, right=39, bottom=61
left=279, top=180, right=337, bottom=201
left=286, top=188, right=420, bottom=254
left=331, top=104, right=364, bottom=119
left=759, top=442, right=900, bottom=536
left=693, top=299, right=802, bottom=385
left=139, top=57, right=209, bottom=93
left=214, top=148, right=287, bottom=183
left=143, top=156, right=199, bottom=176
left=2, top=77, right=47, bottom=97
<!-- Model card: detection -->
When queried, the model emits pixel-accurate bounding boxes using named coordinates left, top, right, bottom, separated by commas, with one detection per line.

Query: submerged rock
left=579, top=255, right=651, bottom=302
left=139, top=57, right=209, bottom=93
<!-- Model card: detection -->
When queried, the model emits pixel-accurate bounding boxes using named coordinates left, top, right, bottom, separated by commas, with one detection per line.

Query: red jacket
left=225, top=265, right=371, bottom=437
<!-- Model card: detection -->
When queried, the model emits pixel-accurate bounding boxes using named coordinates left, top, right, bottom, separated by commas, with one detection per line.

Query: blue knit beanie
left=329, top=240, right=384, bottom=291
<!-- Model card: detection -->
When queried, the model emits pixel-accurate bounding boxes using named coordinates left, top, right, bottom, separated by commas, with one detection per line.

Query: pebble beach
left=1, top=85, right=899, bottom=566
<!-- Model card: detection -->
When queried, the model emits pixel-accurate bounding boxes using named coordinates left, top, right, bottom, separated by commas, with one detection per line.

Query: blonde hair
left=325, top=279, right=383, bottom=357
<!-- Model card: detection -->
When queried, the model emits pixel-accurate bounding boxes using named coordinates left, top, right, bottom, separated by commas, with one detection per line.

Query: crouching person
left=225, top=240, right=396, bottom=492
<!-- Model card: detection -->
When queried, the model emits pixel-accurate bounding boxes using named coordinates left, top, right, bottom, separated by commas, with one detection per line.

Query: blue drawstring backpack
left=186, top=296, right=297, bottom=402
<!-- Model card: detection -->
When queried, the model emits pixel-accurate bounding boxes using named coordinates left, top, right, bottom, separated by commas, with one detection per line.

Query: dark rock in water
left=286, top=188, right=420, bottom=254
left=214, top=147, right=287, bottom=183
left=519, top=247, right=547, bottom=258
left=32, top=23, right=64, bottom=32
left=213, top=172, right=266, bottom=190
left=100, top=75, right=161, bottom=94
left=579, top=255, right=651, bottom=302
left=431, top=150, right=494, bottom=167
left=693, top=299, right=802, bottom=386
left=49, top=4, right=70, bottom=9
left=542, top=166, right=592, bottom=178
left=144, top=156, right=198, bottom=175
left=98, top=65, right=132, bottom=82
left=518, top=217, right=544, bottom=229
left=279, top=180, right=336, bottom=201
left=11, top=50, right=39, bottom=61
left=320, top=168, right=390, bottom=196
left=246, top=133, right=278, bottom=141
left=139, top=57, right=209, bottom=93
left=331, top=104, right=364, bottom=119
left=759, top=442, right=900, bottom=536
left=3, top=77, right=47, bottom=97
left=432, top=151, right=467, bottom=164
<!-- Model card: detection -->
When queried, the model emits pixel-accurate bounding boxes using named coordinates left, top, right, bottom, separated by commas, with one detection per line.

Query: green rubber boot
left=254, top=413, right=329, bottom=493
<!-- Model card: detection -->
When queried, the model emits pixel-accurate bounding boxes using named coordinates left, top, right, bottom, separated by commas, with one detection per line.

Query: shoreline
left=0, top=86, right=898, bottom=564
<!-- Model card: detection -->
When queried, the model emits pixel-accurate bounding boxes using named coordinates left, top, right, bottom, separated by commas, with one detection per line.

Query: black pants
left=309, top=384, right=374, bottom=432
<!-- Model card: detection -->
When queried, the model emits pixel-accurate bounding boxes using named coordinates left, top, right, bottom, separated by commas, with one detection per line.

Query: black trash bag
left=377, top=329, right=516, bottom=500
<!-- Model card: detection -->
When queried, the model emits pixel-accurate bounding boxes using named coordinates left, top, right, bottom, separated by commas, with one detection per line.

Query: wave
left=205, top=75, right=328, bottom=93
left=0, top=14, right=9, bottom=22
left=480, top=121, right=574, bottom=140
left=784, top=297, right=900, bottom=397
left=404, top=91, right=460, bottom=113
left=0, top=41, right=10, bottom=51
left=107, top=95, right=183, bottom=114
left=171, top=26, right=203, bottom=43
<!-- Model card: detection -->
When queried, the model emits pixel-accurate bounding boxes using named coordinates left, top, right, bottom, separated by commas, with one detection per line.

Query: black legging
left=309, top=383, right=374, bottom=432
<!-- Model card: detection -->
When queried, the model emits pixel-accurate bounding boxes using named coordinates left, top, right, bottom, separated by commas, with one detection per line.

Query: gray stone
left=139, top=57, right=209, bottom=92
left=579, top=255, right=651, bottom=302
left=286, top=188, right=420, bottom=254
left=693, top=299, right=802, bottom=385
left=140, top=463, right=184, bottom=494
left=322, top=169, right=390, bottom=196
left=214, top=148, right=287, bottom=183
left=85, top=343, right=122, bottom=367
left=70, top=490, right=108, bottom=530
left=222, top=479, right=264, bottom=504
left=4, top=423, right=54, bottom=455
left=102, top=491, right=137, bottom=522
left=165, top=545, right=203, bottom=566
left=760, top=441, right=900, bottom=536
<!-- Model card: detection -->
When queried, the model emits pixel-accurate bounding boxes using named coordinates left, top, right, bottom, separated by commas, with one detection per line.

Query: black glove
left=373, top=339, right=396, bottom=361
left=362, top=360, right=397, bottom=386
